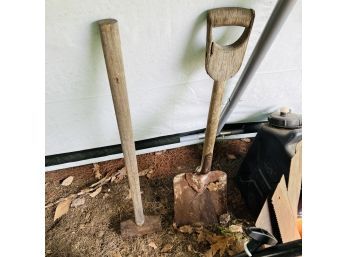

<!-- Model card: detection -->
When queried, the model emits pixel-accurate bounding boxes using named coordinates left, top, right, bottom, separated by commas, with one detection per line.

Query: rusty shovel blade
left=173, top=170, right=227, bottom=227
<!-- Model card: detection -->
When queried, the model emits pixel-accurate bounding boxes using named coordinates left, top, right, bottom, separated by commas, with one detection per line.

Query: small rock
left=219, top=213, right=231, bottom=225
left=71, top=197, right=85, bottom=208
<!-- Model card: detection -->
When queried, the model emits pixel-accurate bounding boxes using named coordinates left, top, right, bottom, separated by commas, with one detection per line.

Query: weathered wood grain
left=206, top=8, right=255, bottom=82
left=98, top=19, right=145, bottom=226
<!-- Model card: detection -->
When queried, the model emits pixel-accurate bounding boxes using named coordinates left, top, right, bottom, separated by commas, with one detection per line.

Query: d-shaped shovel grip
left=206, top=7, right=255, bottom=82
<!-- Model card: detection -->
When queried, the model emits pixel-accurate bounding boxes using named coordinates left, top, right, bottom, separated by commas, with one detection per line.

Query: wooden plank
left=255, top=199, right=273, bottom=235
left=288, top=141, right=302, bottom=217
left=272, top=176, right=301, bottom=243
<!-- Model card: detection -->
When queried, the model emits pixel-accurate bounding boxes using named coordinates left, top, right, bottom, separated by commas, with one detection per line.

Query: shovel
left=173, top=7, right=255, bottom=226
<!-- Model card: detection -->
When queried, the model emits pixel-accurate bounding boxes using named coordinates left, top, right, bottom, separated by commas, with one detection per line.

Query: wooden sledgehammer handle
left=98, top=19, right=145, bottom=226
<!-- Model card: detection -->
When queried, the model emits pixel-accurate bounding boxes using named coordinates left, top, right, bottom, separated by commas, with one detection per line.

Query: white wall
left=46, top=0, right=301, bottom=155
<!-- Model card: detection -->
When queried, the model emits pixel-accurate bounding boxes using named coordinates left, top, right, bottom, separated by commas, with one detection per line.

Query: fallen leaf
left=146, top=169, right=155, bottom=179
left=204, top=237, right=230, bottom=257
left=178, top=225, right=193, bottom=234
left=161, top=244, right=173, bottom=253
left=89, top=187, right=102, bottom=198
left=187, top=245, right=193, bottom=252
left=93, top=163, right=102, bottom=179
left=148, top=242, right=157, bottom=249
left=138, top=168, right=153, bottom=177
left=54, top=198, right=72, bottom=221
left=227, top=224, right=243, bottom=233
left=61, top=176, right=74, bottom=186
left=71, top=197, right=85, bottom=208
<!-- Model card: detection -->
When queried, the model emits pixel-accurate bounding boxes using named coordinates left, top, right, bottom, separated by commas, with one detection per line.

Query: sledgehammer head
left=120, top=215, right=162, bottom=238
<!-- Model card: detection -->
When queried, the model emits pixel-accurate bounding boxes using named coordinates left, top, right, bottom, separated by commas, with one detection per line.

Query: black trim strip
left=45, top=122, right=264, bottom=167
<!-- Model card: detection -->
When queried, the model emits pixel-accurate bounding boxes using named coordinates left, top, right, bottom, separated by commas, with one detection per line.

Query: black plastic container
left=236, top=108, right=302, bottom=217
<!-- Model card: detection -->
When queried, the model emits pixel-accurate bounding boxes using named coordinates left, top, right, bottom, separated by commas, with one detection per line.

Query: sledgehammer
left=98, top=19, right=161, bottom=237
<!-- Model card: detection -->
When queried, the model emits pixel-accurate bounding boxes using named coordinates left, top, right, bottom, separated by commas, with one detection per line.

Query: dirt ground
left=45, top=139, right=254, bottom=257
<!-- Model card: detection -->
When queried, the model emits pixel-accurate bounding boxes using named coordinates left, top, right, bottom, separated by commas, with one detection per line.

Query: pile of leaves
left=176, top=220, right=250, bottom=257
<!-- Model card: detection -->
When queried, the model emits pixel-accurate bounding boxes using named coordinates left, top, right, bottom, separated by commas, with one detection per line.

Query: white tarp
left=46, top=0, right=301, bottom=155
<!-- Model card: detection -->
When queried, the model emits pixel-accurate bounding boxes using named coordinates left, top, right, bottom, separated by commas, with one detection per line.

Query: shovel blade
left=173, top=170, right=227, bottom=227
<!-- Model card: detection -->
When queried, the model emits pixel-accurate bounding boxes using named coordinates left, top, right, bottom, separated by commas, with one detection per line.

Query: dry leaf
left=161, top=244, right=173, bottom=253
left=54, top=198, right=72, bottom=221
left=187, top=245, right=193, bottom=252
left=146, top=169, right=155, bottom=179
left=93, top=163, right=102, bottom=179
left=148, top=242, right=157, bottom=249
left=227, top=224, right=243, bottom=233
left=61, top=176, right=74, bottom=186
left=178, top=225, right=193, bottom=234
left=90, top=187, right=102, bottom=198
left=71, top=197, right=85, bottom=208
left=204, top=237, right=230, bottom=257
left=138, top=168, right=153, bottom=177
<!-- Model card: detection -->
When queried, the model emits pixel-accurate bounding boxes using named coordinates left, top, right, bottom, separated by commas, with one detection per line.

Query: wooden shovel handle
left=201, top=80, right=226, bottom=173
left=98, top=19, right=145, bottom=226
left=208, top=7, right=254, bottom=28
left=206, top=7, right=255, bottom=81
